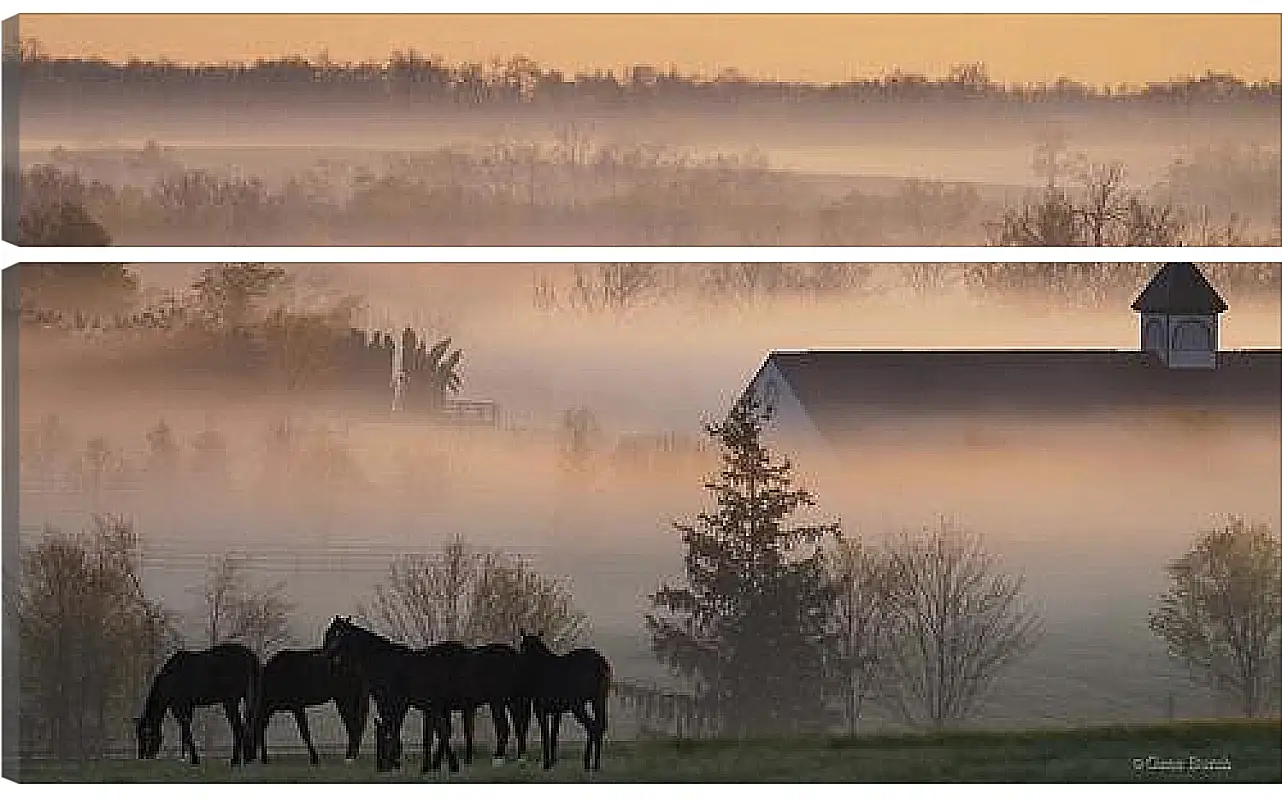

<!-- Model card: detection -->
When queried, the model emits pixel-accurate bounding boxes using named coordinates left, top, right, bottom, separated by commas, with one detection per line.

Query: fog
left=13, top=264, right=1281, bottom=734
left=17, top=99, right=1282, bottom=245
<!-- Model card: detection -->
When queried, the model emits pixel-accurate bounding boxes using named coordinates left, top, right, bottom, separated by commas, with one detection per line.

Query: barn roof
left=758, top=349, right=1281, bottom=442
left=1131, top=263, right=1228, bottom=314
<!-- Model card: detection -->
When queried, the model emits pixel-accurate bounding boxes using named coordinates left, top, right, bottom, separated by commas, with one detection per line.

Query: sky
left=18, top=13, right=1282, bottom=85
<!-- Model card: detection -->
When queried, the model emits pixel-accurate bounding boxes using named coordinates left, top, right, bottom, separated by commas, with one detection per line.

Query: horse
left=366, top=643, right=529, bottom=770
left=518, top=631, right=611, bottom=771
left=321, top=616, right=462, bottom=773
left=448, top=643, right=533, bottom=766
left=135, top=642, right=261, bottom=766
left=253, top=648, right=370, bottom=765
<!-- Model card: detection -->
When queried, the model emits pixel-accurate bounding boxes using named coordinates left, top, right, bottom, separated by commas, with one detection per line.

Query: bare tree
left=362, top=534, right=588, bottom=648
left=825, top=537, right=896, bottom=736
left=1149, top=517, right=1282, bottom=718
left=193, top=554, right=294, bottom=657
left=1073, top=161, right=1129, bottom=246
left=875, top=519, right=1044, bottom=729
left=560, top=407, right=603, bottom=474
left=9, top=515, right=180, bottom=759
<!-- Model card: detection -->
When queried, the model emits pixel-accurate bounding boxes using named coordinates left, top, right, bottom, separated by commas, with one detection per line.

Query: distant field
left=11, top=721, right=1280, bottom=783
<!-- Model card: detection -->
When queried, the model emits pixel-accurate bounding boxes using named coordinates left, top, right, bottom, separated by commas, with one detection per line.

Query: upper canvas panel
left=5, top=13, right=1280, bottom=246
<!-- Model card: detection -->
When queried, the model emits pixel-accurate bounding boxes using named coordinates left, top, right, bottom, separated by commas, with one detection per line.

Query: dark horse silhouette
left=321, top=617, right=461, bottom=773
left=447, top=643, right=534, bottom=766
left=370, top=644, right=532, bottom=769
left=253, top=648, right=370, bottom=765
left=519, top=632, right=611, bottom=771
left=135, top=642, right=261, bottom=766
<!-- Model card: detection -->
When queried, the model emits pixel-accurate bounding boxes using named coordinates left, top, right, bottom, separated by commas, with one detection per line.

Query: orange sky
left=18, top=13, right=1282, bottom=85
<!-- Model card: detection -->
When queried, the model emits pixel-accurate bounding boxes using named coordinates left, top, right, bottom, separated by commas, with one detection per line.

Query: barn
left=741, top=263, right=1282, bottom=449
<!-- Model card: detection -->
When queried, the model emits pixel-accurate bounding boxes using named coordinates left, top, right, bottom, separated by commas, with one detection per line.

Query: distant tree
left=989, top=153, right=1183, bottom=247
left=193, top=554, right=294, bottom=657
left=19, top=414, right=73, bottom=474
left=260, top=298, right=361, bottom=391
left=985, top=188, right=1080, bottom=246
left=874, top=519, right=1043, bottom=729
left=361, top=534, right=588, bottom=648
left=73, top=435, right=128, bottom=495
left=559, top=407, right=603, bottom=473
left=9, top=515, right=181, bottom=759
left=16, top=200, right=113, bottom=247
left=1148, top=518, right=1282, bottom=718
left=189, top=263, right=290, bottom=330
left=13, top=202, right=136, bottom=314
left=145, top=418, right=180, bottom=477
left=825, top=537, right=896, bottom=736
left=647, top=393, right=840, bottom=737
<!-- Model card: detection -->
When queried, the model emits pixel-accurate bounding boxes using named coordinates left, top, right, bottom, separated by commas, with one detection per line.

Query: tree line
left=13, top=43, right=1279, bottom=108
left=12, top=262, right=466, bottom=402
left=12, top=137, right=1278, bottom=246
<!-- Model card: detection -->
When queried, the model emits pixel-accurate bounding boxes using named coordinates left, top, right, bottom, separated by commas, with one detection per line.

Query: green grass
left=10, top=720, right=1280, bottom=783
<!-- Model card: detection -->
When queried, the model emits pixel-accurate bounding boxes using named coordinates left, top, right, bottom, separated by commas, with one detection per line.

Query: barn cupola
left=1131, top=262, right=1228, bottom=369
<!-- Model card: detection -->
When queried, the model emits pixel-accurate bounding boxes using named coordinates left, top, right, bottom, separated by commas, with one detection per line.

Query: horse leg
left=570, top=704, right=594, bottom=771
left=440, top=710, right=459, bottom=773
left=177, top=709, right=199, bottom=766
left=341, top=694, right=367, bottom=761
left=294, top=708, right=319, bottom=766
left=258, top=708, right=273, bottom=764
left=511, top=699, right=531, bottom=763
left=548, top=710, right=564, bottom=770
left=427, top=709, right=458, bottom=774
left=536, top=709, right=552, bottom=770
left=223, top=700, right=246, bottom=766
left=425, top=707, right=441, bottom=774
left=490, top=702, right=510, bottom=765
left=590, top=697, right=604, bottom=772
left=462, top=705, right=476, bottom=765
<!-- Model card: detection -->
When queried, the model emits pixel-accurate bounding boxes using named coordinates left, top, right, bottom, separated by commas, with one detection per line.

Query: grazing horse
left=448, top=643, right=533, bottom=766
left=135, top=642, right=261, bottom=766
left=321, top=616, right=461, bottom=774
left=519, top=632, right=611, bottom=771
left=254, top=648, right=370, bottom=765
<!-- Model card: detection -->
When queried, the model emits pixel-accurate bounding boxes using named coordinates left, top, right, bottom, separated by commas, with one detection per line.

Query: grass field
left=10, top=721, right=1280, bottom=783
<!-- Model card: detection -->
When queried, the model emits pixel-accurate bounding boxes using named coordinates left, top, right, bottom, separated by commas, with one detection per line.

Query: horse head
left=518, top=630, right=554, bottom=659
left=322, top=616, right=356, bottom=656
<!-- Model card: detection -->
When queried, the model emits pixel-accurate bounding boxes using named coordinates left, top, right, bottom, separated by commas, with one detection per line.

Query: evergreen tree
left=647, top=393, right=840, bottom=737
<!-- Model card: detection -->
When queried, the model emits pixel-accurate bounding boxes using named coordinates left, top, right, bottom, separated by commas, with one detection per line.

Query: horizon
left=16, top=13, right=1282, bottom=85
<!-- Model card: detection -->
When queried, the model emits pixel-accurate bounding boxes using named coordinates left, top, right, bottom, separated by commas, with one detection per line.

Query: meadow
left=12, top=722, right=1281, bottom=783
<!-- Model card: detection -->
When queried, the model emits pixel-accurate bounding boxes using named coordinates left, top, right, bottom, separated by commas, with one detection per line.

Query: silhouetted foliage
left=1149, top=518, right=1282, bottom=718
left=9, top=515, right=181, bottom=759
left=13, top=202, right=136, bottom=314
left=647, top=393, right=840, bottom=737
